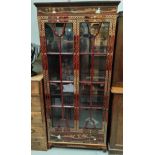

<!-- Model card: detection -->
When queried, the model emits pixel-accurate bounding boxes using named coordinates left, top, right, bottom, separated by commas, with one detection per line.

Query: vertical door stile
left=106, top=17, right=117, bottom=120
left=39, top=17, right=52, bottom=142
left=76, top=18, right=79, bottom=130
left=73, top=19, right=78, bottom=130
left=102, top=19, right=112, bottom=143
left=103, top=18, right=117, bottom=144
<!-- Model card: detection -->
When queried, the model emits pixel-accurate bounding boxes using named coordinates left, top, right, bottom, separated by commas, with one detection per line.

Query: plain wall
left=31, top=0, right=123, bottom=45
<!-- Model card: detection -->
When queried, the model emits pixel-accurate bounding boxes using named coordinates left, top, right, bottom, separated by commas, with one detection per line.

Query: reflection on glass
left=80, top=84, right=90, bottom=106
left=79, top=95, right=103, bottom=107
left=45, top=23, right=73, bottom=53
left=80, top=23, right=90, bottom=53
left=94, top=56, right=106, bottom=81
left=91, top=95, right=103, bottom=106
left=79, top=109, right=102, bottom=129
left=52, top=108, right=74, bottom=128
left=80, top=55, right=90, bottom=81
left=80, top=55, right=106, bottom=81
left=79, top=84, right=104, bottom=107
left=50, top=83, right=74, bottom=106
left=80, top=22, right=110, bottom=53
left=48, top=55, right=73, bottom=81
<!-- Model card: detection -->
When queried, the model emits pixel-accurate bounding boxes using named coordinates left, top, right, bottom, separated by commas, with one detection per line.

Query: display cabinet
left=35, top=1, right=120, bottom=150
left=108, top=11, right=123, bottom=154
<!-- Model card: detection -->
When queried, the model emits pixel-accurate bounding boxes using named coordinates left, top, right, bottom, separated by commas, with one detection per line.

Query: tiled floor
left=31, top=148, right=108, bottom=155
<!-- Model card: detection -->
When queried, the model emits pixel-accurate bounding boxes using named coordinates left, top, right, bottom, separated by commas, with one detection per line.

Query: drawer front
left=31, top=126, right=46, bottom=137
left=32, top=137, right=46, bottom=142
left=31, top=81, right=40, bottom=95
left=31, top=137, right=47, bottom=150
left=31, top=117, right=43, bottom=127
left=31, top=112, right=42, bottom=125
left=31, top=97, right=41, bottom=112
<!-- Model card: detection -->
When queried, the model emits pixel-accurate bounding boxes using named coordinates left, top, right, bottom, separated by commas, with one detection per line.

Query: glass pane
left=48, top=55, right=73, bottom=81
left=94, top=56, right=106, bottom=81
left=91, top=95, right=103, bottom=106
left=79, top=84, right=104, bottom=107
left=80, top=22, right=110, bottom=53
left=94, top=22, right=110, bottom=53
left=80, top=55, right=106, bottom=81
left=52, top=108, right=74, bottom=128
left=50, top=83, right=74, bottom=106
left=93, top=84, right=104, bottom=95
left=80, top=23, right=90, bottom=53
left=80, top=84, right=90, bottom=106
left=79, top=109, right=102, bottom=129
left=80, top=55, right=90, bottom=81
left=45, top=23, right=73, bottom=53
left=64, top=92, right=74, bottom=106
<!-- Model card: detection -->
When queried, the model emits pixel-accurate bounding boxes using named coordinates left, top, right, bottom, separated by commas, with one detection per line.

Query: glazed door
left=76, top=18, right=112, bottom=134
left=44, top=19, right=77, bottom=136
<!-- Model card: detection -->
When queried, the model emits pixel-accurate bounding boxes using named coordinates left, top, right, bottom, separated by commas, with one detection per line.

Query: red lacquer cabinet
left=35, top=1, right=120, bottom=150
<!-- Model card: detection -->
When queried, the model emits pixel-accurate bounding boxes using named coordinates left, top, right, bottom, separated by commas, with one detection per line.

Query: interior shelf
left=50, top=80, right=73, bottom=83
left=47, top=52, right=73, bottom=55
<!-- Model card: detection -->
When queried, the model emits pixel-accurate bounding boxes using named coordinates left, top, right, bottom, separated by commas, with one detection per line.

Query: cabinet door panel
left=44, top=21, right=76, bottom=124
left=77, top=19, right=112, bottom=131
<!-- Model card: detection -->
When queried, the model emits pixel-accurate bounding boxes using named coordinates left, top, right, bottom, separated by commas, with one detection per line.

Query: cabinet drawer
left=31, top=97, right=41, bottom=112
left=31, top=137, right=47, bottom=144
left=31, top=81, right=40, bottom=95
left=31, top=112, right=44, bottom=127
left=31, top=112, right=42, bottom=122
left=31, top=137, right=47, bottom=150
left=31, top=116, right=43, bottom=126
left=31, top=126, right=46, bottom=137
left=32, top=96, right=41, bottom=104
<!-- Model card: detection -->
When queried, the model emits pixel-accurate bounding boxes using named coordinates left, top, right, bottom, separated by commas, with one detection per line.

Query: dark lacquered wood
left=109, top=91, right=123, bottom=154
left=34, top=1, right=120, bottom=7
left=108, top=12, right=123, bottom=155
left=112, top=11, right=123, bottom=85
